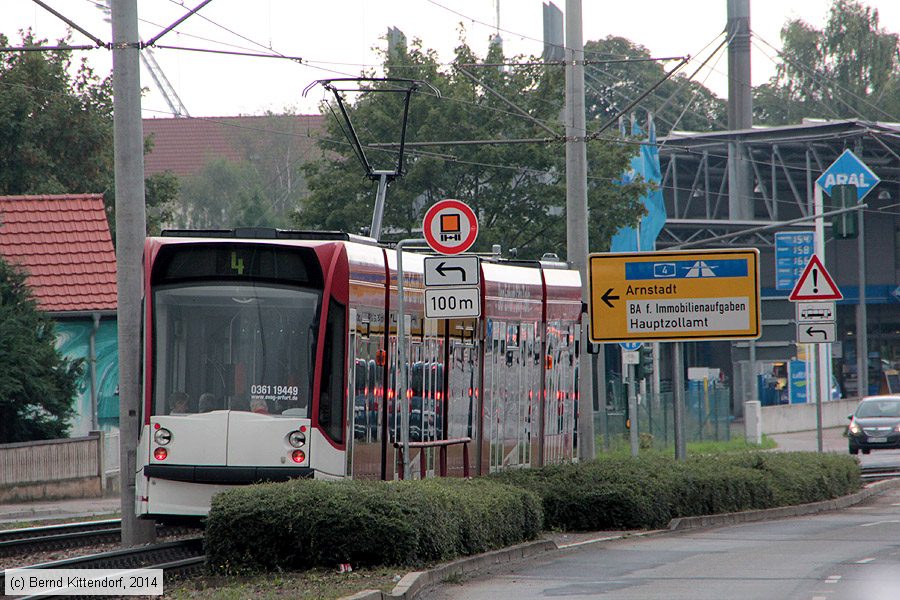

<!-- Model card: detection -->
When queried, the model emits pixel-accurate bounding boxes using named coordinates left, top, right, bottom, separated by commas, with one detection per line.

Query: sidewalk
left=0, top=495, right=120, bottom=524
left=767, top=426, right=848, bottom=453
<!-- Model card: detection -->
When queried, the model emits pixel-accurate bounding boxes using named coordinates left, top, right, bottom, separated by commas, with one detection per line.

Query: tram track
left=0, top=537, right=205, bottom=599
left=860, top=464, right=900, bottom=481
left=0, top=519, right=198, bottom=557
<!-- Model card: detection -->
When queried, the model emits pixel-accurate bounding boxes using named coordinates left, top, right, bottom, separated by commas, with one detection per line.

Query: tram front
left=136, top=233, right=348, bottom=518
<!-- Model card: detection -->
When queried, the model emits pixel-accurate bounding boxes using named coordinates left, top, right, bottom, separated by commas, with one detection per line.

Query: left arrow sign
left=601, top=288, right=619, bottom=308
left=424, top=256, right=481, bottom=287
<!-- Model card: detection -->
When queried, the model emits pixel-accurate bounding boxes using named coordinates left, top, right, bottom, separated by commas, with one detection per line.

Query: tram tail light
left=154, top=447, right=168, bottom=461
left=291, top=449, right=306, bottom=463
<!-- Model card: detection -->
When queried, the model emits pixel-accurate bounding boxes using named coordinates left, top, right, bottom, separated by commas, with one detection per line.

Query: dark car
left=847, top=395, right=900, bottom=455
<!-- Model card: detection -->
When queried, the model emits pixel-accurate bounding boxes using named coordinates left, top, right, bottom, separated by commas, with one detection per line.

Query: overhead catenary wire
left=12, top=2, right=900, bottom=217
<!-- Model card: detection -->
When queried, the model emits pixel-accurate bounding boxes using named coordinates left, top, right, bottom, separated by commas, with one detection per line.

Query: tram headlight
left=154, top=427, right=172, bottom=446
left=288, top=430, right=306, bottom=448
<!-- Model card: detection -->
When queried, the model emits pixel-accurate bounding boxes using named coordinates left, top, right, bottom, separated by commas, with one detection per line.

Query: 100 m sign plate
left=425, top=286, right=481, bottom=319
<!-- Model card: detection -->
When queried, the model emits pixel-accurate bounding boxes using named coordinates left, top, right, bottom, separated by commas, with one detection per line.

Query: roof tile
left=142, top=114, right=325, bottom=177
left=0, top=194, right=117, bottom=312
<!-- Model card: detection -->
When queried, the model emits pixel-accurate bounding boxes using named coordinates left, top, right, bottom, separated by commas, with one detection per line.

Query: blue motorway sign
left=774, top=231, right=815, bottom=292
left=815, top=149, right=880, bottom=201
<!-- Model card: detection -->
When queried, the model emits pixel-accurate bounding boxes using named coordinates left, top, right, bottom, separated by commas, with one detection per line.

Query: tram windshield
left=152, top=283, right=320, bottom=417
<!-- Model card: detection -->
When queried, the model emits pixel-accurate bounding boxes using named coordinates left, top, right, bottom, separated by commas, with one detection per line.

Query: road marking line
left=856, top=558, right=875, bottom=564
left=860, top=520, right=900, bottom=527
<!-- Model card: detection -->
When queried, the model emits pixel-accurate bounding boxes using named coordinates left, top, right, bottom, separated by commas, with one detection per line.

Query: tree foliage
left=0, top=257, right=81, bottom=442
left=296, top=35, right=650, bottom=259
left=170, top=113, right=313, bottom=230
left=0, top=30, right=178, bottom=234
left=174, top=158, right=278, bottom=229
left=583, top=37, right=726, bottom=135
left=754, top=0, right=900, bottom=124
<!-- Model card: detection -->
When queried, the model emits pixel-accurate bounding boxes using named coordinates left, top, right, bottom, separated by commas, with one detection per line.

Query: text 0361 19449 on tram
left=136, top=229, right=583, bottom=519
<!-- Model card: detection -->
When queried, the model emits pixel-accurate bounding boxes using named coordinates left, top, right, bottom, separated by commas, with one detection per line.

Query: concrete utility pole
left=564, top=0, right=595, bottom=460
left=727, top=0, right=753, bottom=221
left=112, top=0, right=156, bottom=546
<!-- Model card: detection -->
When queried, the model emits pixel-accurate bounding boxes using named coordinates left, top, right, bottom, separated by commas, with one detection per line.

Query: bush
left=492, top=452, right=861, bottom=531
left=205, top=477, right=542, bottom=574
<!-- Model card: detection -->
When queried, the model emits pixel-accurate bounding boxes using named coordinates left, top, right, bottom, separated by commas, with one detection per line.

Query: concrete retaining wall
left=761, top=398, right=858, bottom=434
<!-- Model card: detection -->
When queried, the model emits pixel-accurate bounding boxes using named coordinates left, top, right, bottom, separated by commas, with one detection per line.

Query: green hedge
left=491, top=452, right=861, bottom=531
left=205, top=478, right=543, bottom=574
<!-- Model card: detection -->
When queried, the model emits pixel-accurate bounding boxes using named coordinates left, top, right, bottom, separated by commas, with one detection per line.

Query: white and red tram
left=136, top=229, right=582, bottom=518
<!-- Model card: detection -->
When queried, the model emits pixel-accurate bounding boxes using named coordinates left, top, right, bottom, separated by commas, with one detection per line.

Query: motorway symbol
left=789, top=255, right=842, bottom=301
left=816, top=149, right=881, bottom=201
left=424, top=286, right=480, bottom=319
left=796, top=322, right=836, bottom=344
left=424, top=256, right=480, bottom=287
left=422, top=199, right=479, bottom=255
left=588, top=248, right=760, bottom=343
left=601, top=288, right=619, bottom=308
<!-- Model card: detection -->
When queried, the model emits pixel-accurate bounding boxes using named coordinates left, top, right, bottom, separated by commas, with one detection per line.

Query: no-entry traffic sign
left=423, top=199, right=478, bottom=255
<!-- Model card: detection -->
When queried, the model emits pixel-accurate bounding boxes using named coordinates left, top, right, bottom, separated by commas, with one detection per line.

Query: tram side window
left=318, top=300, right=346, bottom=444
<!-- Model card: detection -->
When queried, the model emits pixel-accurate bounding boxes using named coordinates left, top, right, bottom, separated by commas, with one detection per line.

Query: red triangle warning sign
left=789, top=255, right=843, bottom=301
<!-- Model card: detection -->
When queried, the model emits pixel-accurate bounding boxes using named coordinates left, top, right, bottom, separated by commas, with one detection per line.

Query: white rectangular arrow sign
left=424, top=256, right=480, bottom=287
left=796, top=322, right=836, bottom=344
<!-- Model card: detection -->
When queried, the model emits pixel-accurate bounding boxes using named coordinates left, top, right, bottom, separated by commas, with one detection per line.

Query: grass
left=596, top=433, right=777, bottom=457
left=163, top=567, right=401, bottom=599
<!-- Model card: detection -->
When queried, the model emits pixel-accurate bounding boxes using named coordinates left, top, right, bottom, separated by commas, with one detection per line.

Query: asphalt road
left=423, top=431, right=900, bottom=600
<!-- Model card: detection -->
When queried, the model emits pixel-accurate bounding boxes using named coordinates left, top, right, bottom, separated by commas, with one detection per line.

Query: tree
left=754, top=0, right=900, bottom=125
left=174, top=159, right=278, bottom=229
left=0, top=257, right=81, bottom=442
left=0, top=30, right=178, bottom=234
left=583, top=37, right=726, bottom=135
left=296, top=34, right=649, bottom=259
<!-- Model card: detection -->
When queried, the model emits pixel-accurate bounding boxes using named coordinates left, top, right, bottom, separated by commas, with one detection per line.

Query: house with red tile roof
left=0, top=194, right=120, bottom=437
left=143, top=114, right=325, bottom=178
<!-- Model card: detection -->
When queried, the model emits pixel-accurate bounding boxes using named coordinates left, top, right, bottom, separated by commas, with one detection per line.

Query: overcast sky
left=5, top=0, right=900, bottom=119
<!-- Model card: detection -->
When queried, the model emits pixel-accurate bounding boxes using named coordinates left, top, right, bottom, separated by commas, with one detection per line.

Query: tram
left=135, top=228, right=582, bottom=518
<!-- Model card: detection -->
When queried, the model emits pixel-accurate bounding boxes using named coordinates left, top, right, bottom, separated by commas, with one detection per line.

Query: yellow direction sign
left=588, top=249, right=761, bottom=343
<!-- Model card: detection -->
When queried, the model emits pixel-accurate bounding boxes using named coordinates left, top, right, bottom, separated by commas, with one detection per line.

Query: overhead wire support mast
left=303, top=78, right=440, bottom=240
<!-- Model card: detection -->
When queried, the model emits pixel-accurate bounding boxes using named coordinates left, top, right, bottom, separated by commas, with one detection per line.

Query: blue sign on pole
left=775, top=232, right=815, bottom=292
left=619, top=342, right=642, bottom=351
left=788, top=360, right=808, bottom=404
left=815, top=149, right=881, bottom=201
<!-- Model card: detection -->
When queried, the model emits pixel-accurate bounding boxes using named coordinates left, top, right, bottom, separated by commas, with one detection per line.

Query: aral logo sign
left=815, top=149, right=880, bottom=201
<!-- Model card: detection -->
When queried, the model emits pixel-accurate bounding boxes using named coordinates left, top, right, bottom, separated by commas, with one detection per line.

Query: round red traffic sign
left=422, top=199, right=478, bottom=255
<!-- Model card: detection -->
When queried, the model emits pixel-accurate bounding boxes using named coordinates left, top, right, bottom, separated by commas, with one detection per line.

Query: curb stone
left=339, top=477, right=900, bottom=600
left=668, top=477, right=900, bottom=530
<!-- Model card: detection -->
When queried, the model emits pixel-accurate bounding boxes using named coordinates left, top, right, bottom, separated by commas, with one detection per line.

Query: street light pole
left=111, top=0, right=156, bottom=546
left=565, top=0, right=595, bottom=461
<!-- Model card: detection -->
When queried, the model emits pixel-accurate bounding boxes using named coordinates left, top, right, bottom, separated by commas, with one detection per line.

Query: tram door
left=446, top=318, right=478, bottom=476
left=543, top=325, right=576, bottom=464
left=348, top=308, right=384, bottom=480
left=483, top=320, right=534, bottom=472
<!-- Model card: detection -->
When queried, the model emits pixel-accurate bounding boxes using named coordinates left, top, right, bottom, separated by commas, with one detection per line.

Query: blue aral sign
left=815, top=149, right=880, bottom=201
left=775, top=232, right=815, bottom=292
